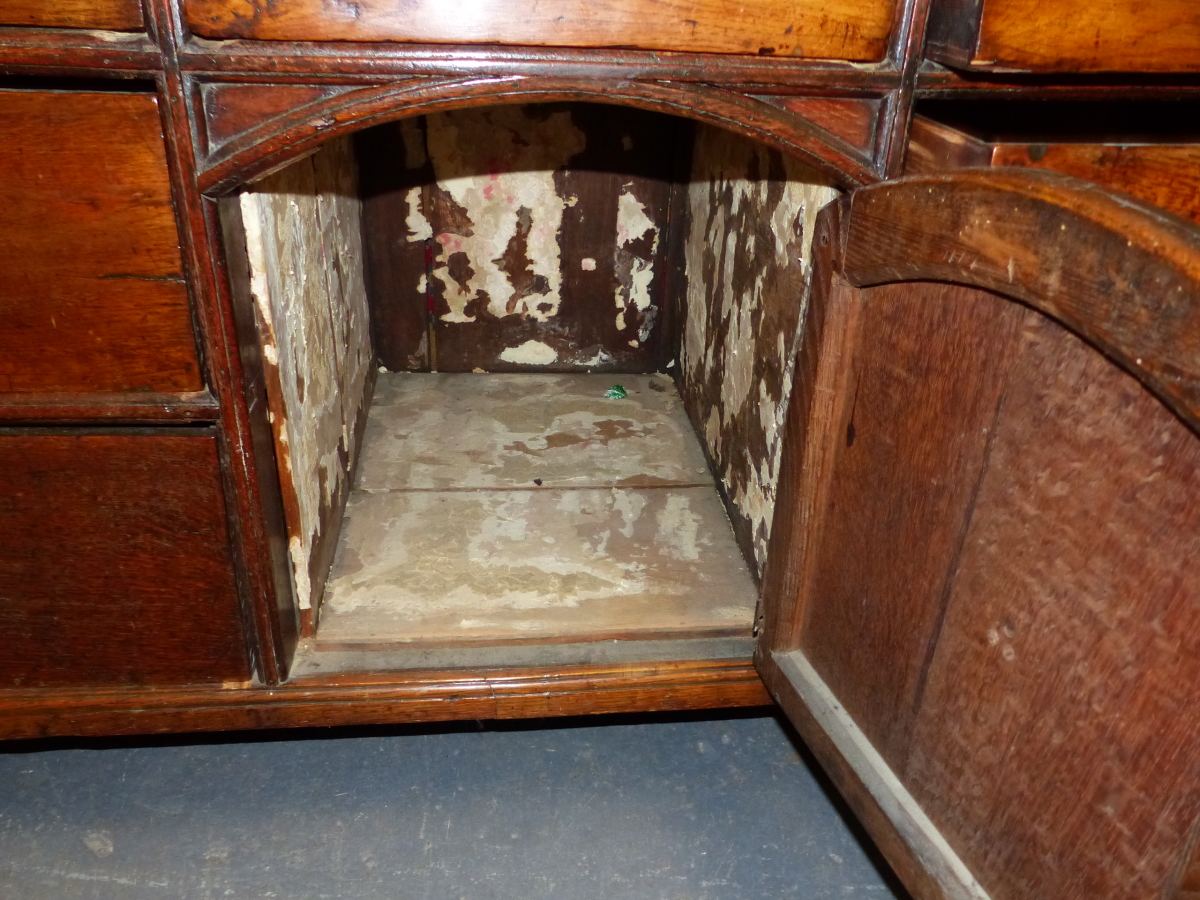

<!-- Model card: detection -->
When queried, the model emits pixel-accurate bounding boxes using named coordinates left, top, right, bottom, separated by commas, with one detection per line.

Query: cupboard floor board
left=315, top=372, right=757, bottom=648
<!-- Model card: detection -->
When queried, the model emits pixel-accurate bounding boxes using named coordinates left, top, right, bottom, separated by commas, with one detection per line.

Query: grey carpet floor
left=0, top=710, right=908, bottom=899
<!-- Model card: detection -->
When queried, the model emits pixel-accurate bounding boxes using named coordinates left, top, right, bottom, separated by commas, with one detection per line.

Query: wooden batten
left=238, top=136, right=374, bottom=630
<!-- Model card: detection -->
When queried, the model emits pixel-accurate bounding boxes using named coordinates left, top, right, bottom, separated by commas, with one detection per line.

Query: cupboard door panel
left=0, top=90, right=202, bottom=395
left=0, top=0, right=143, bottom=30
left=0, top=432, right=250, bottom=688
left=183, top=0, right=898, bottom=62
left=759, top=171, right=1200, bottom=900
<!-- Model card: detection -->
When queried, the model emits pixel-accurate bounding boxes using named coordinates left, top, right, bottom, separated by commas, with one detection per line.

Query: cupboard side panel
left=681, top=124, right=838, bottom=578
left=906, top=311, right=1200, bottom=900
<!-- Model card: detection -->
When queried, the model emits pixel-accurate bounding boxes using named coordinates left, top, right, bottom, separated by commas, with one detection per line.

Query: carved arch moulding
left=191, top=74, right=883, bottom=195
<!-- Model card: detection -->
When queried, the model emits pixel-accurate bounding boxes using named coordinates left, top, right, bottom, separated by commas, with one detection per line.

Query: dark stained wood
left=183, top=0, right=897, bottom=62
left=357, top=120, right=434, bottom=371
left=796, top=278, right=1026, bottom=767
left=200, top=81, right=354, bottom=152
left=842, top=169, right=1200, bottom=437
left=756, top=95, right=879, bottom=155
left=0, top=26, right=160, bottom=73
left=0, top=431, right=250, bottom=688
left=194, top=77, right=878, bottom=197
left=928, top=0, right=1200, bottom=72
left=0, top=89, right=201, bottom=395
left=0, top=660, right=770, bottom=739
left=904, top=309, right=1200, bottom=900
left=990, top=144, right=1200, bottom=225
left=0, top=0, right=143, bottom=30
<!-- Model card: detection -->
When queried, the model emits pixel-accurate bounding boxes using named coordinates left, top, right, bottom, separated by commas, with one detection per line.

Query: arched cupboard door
left=755, top=169, right=1200, bottom=900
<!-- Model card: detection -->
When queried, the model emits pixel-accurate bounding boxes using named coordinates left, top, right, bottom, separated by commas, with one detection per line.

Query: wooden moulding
left=0, top=660, right=770, bottom=740
left=182, top=0, right=897, bottom=62
left=926, top=0, right=1200, bottom=73
left=0, top=0, right=143, bottom=30
left=193, top=77, right=880, bottom=196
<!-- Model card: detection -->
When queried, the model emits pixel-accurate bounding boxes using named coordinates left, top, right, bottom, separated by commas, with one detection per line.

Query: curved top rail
left=195, top=75, right=878, bottom=195
left=838, top=168, right=1200, bottom=436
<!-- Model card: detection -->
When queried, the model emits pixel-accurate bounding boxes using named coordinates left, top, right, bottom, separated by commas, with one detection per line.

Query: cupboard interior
left=234, top=103, right=838, bottom=674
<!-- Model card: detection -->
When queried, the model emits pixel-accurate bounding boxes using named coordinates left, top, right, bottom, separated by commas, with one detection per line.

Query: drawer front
left=184, top=0, right=898, bottom=61
left=0, top=90, right=202, bottom=395
left=0, top=432, right=251, bottom=688
left=0, top=0, right=143, bottom=30
left=929, top=0, right=1200, bottom=72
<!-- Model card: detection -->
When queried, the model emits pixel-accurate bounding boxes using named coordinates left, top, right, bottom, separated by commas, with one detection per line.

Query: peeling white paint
left=410, top=107, right=586, bottom=323
left=656, top=493, right=703, bottom=561
left=404, top=186, right=432, bottom=241
left=683, top=124, right=838, bottom=572
left=499, top=340, right=558, bottom=366
left=581, top=257, right=596, bottom=271
left=240, top=136, right=373, bottom=612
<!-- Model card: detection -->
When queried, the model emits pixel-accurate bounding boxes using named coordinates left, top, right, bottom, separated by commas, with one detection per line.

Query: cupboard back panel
left=183, top=0, right=898, bottom=61
left=360, top=105, right=684, bottom=374
left=0, top=0, right=143, bottom=30
left=0, top=433, right=250, bottom=688
left=0, top=90, right=201, bottom=395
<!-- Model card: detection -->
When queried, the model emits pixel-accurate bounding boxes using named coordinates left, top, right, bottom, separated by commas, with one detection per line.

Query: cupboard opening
left=230, top=102, right=839, bottom=676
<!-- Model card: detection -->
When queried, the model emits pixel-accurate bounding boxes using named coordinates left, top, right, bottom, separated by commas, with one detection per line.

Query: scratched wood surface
left=0, top=89, right=200, bottom=395
left=316, top=373, right=756, bottom=647
left=903, top=310, right=1200, bottom=900
left=239, top=137, right=373, bottom=621
left=796, top=280, right=1027, bottom=768
left=681, top=123, right=839, bottom=577
left=360, top=105, right=683, bottom=374
left=0, top=433, right=249, bottom=688
left=0, top=0, right=143, bottom=29
left=183, top=0, right=897, bottom=61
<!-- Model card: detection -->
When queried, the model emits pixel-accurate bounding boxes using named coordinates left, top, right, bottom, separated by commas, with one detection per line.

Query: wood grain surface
left=842, top=170, right=1200, bottom=436
left=0, top=432, right=250, bottom=688
left=974, top=0, right=1200, bottom=72
left=0, top=89, right=200, bottom=395
left=0, top=659, right=769, bottom=740
left=990, top=144, right=1200, bottom=225
left=0, top=0, right=143, bottom=29
left=183, top=0, right=898, bottom=61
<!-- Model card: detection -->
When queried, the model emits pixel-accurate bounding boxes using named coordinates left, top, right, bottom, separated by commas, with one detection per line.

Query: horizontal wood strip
left=0, top=0, right=143, bottom=30
left=183, top=0, right=897, bottom=61
left=990, top=144, right=1200, bottom=225
left=0, top=660, right=769, bottom=739
left=974, top=0, right=1200, bottom=72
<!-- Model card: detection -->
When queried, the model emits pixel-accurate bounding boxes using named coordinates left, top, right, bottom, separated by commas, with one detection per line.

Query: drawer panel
left=928, top=0, right=1200, bottom=72
left=0, top=0, right=143, bottom=30
left=184, top=0, right=898, bottom=61
left=0, top=89, right=202, bottom=395
left=0, top=432, right=251, bottom=688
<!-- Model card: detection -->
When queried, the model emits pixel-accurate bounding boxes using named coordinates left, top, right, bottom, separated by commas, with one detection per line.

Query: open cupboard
left=3, top=1, right=1200, bottom=898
